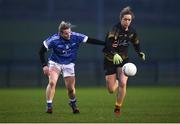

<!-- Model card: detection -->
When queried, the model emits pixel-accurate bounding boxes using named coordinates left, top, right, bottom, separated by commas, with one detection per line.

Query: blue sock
left=47, top=102, right=52, bottom=109
left=69, top=98, right=77, bottom=107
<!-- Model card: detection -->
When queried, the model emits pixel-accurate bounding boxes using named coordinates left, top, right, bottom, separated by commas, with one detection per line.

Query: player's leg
left=104, top=58, right=118, bottom=93
left=46, top=64, right=60, bottom=113
left=114, top=67, right=128, bottom=116
left=63, top=63, right=79, bottom=114
left=64, top=76, right=80, bottom=114
left=105, top=74, right=118, bottom=93
left=64, top=76, right=76, bottom=99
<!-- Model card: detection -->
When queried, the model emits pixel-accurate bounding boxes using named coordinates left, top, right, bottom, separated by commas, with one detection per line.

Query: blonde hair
left=58, top=21, right=75, bottom=33
left=120, top=6, right=135, bottom=20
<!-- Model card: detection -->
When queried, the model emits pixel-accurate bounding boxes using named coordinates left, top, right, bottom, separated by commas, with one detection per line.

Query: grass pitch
left=0, top=86, right=180, bottom=123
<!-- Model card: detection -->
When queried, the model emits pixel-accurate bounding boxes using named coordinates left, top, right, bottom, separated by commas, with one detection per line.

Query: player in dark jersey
left=39, top=21, right=104, bottom=114
left=103, top=6, right=145, bottom=116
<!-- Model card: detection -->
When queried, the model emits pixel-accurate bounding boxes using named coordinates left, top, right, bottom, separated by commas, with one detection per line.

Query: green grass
left=0, top=87, right=180, bottom=123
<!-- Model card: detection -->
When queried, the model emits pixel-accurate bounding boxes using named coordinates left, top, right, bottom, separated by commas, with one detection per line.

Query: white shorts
left=48, top=60, right=75, bottom=77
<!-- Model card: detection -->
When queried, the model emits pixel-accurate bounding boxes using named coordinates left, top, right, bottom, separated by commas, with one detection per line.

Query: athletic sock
left=47, top=100, right=52, bottom=109
left=115, top=102, right=121, bottom=108
left=69, top=98, right=77, bottom=107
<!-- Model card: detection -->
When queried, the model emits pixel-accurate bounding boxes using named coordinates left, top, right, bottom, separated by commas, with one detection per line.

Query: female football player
left=39, top=21, right=104, bottom=114
left=103, top=6, right=145, bottom=116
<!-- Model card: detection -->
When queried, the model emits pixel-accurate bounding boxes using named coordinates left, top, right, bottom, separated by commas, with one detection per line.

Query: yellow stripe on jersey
left=134, top=39, right=139, bottom=44
left=108, top=32, right=115, bottom=38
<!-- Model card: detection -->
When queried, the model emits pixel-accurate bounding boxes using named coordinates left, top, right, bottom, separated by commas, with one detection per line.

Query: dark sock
left=69, top=98, right=77, bottom=108
left=47, top=102, right=52, bottom=109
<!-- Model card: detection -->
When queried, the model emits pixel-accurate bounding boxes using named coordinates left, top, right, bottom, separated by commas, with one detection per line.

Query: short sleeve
left=43, top=34, right=58, bottom=49
left=72, top=32, right=88, bottom=43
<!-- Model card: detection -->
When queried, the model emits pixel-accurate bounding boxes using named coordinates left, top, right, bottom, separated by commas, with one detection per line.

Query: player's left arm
left=75, top=32, right=105, bottom=45
left=86, top=37, right=105, bottom=45
left=131, top=33, right=145, bottom=61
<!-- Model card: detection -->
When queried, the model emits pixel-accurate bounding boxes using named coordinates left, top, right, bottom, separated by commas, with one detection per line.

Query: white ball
left=122, top=63, right=137, bottom=76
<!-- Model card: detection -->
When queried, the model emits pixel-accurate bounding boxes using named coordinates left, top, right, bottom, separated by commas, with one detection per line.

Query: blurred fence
left=0, top=59, right=180, bottom=87
left=1, top=0, right=180, bottom=26
left=0, top=0, right=180, bottom=87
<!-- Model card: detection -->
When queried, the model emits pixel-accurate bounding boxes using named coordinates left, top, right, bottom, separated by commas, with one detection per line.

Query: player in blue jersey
left=39, top=21, right=104, bottom=114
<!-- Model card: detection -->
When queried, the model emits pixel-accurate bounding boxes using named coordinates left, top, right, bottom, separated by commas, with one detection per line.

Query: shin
left=46, top=68, right=59, bottom=102
left=116, top=67, right=128, bottom=107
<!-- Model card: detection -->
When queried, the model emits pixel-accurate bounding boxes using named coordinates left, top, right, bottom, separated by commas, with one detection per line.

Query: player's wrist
left=113, top=53, right=123, bottom=64
left=138, top=52, right=145, bottom=60
left=111, top=52, right=118, bottom=55
left=42, top=63, right=47, bottom=67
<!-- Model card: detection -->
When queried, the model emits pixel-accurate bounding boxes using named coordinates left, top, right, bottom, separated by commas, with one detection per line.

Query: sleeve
left=73, top=32, right=88, bottom=43
left=43, top=36, right=54, bottom=50
left=86, top=37, right=105, bottom=45
left=39, top=44, right=48, bottom=67
left=107, top=25, right=118, bottom=39
left=131, top=32, right=142, bottom=53
left=105, top=26, right=118, bottom=54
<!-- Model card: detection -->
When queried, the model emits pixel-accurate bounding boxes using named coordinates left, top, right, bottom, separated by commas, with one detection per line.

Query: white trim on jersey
left=43, top=34, right=59, bottom=50
left=43, top=41, right=49, bottom=50
left=83, top=36, right=88, bottom=43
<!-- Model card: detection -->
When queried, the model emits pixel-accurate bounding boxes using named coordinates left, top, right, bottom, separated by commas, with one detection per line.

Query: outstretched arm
left=86, top=37, right=105, bottom=45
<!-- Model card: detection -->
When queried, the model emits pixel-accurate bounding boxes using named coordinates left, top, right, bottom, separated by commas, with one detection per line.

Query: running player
left=103, top=6, right=145, bottom=116
left=39, top=21, right=104, bottom=114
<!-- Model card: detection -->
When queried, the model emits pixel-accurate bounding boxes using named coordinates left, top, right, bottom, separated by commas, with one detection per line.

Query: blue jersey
left=43, top=32, right=88, bottom=64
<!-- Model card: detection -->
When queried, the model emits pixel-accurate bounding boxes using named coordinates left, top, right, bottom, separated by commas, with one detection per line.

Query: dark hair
left=120, top=6, right=135, bottom=20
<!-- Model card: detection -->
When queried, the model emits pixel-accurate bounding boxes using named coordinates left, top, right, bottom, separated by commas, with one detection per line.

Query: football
left=122, top=63, right=137, bottom=76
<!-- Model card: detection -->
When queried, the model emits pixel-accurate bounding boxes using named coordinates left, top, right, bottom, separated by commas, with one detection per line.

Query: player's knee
left=108, top=89, right=114, bottom=94
left=107, top=87, right=116, bottom=94
left=119, top=81, right=126, bottom=88
left=106, top=81, right=117, bottom=94
left=68, top=87, right=75, bottom=94
left=49, top=80, right=56, bottom=88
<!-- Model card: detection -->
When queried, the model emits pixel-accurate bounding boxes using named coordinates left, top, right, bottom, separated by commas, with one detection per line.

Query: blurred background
left=0, top=0, right=180, bottom=87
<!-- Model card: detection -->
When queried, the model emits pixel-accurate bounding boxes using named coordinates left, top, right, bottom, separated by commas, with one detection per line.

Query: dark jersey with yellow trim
left=103, top=22, right=141, bottom=61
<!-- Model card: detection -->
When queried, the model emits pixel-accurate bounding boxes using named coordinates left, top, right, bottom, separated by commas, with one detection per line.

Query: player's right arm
left=104, top=25, right=123, bottom=64
left=39, top=44, right=49, bottom=76
left=39, top=34, right=56, bottom=76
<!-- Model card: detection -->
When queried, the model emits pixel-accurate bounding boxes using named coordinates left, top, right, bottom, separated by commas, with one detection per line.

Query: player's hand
left=43, top=66, right=49, bottom=76
left=113, top=53, right=123, bottom=64
left=139, top=52, right=145, bottom=61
